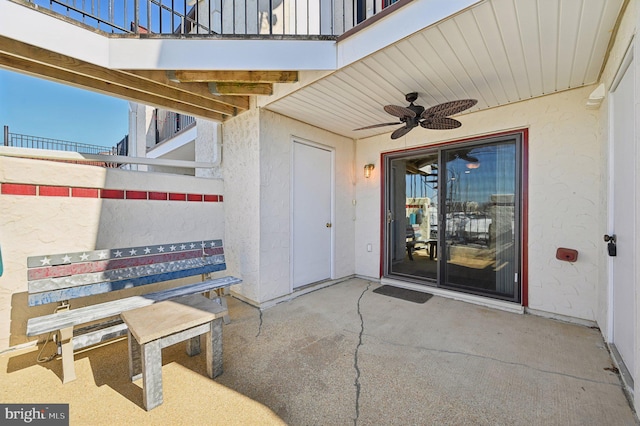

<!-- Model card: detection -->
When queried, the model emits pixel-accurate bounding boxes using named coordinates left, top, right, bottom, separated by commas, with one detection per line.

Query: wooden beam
left=172, top=70, right=298, bottom=83
left=0, top=53, right=226, bottom=122
left=0, top=36, right=236, bottom=118
left=209, top=82, right=273, bottom=96
left=123, top=70, right=250, bottom=111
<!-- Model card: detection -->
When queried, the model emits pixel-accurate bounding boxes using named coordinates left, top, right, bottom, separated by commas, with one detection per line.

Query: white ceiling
left=265, top=0, right=626, bottom=140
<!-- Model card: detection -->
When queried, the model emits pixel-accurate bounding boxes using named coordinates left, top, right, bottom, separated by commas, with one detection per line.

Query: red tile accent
left=168, top=193, right=186, bottom=201
left=219, top=195, right=223, bottom=202
left=148, top=192, right=168, bottom=200
left=187, top=193, right=203, bottom=202
left=1, top=183, right=37, bottom=196
left=39, top=186, right=69, bottom=197
left=100, top=189, right=125, bottom=199
left=126, top=190, right=148, bottom=200
left=72, top=188, right=99, bottom=198
left=204, top=195, right=219, bottom=202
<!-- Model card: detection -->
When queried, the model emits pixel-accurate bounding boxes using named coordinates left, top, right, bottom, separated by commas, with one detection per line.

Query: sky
left=0, top=69, right=130, bottom=148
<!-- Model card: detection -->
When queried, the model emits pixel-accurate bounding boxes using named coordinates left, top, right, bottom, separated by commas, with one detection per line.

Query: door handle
left=604, top=234, right=617, bottom=257
left=326, top=223, right=332, bottom=228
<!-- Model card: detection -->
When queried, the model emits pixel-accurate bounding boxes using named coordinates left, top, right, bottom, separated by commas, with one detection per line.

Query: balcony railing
left=154, top=109, right=196, bottom=144
left=23, top=0, right=381, bottom=36
left=3, top=125, right=124, bottom=167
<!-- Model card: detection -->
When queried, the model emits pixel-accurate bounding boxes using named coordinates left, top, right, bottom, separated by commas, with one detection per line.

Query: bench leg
left=128, top=331, right=142, bottom=382
left=186, top=336, right=201, bottom=356
left=59, top=327, right=76, bottom=384
left=208, top=288, right=230, bottom=325
left=205, top=318, right=223, bottom=379
left=141, top=340, right=163, bottom=411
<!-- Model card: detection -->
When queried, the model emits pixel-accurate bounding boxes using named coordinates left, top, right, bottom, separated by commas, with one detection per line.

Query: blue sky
left=0, top=69, right=130, bottom=148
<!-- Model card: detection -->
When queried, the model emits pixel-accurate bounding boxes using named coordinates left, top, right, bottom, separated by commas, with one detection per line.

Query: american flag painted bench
left=25, top=239, right=241, bottom=384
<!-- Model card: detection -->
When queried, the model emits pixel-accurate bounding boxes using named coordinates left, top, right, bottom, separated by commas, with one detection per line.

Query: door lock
left=326, top=223, right=332, bottom=228
left=604, top=234, right=617, bottom=257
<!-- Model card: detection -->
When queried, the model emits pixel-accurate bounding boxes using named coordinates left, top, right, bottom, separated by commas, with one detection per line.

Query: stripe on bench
left=27, top=240, right=223, bottom=268
left=28, top=262, right=228, bottom=306
left=28, top=249, right=216, bottom=281
left=29, top=254, right=225, bottom=292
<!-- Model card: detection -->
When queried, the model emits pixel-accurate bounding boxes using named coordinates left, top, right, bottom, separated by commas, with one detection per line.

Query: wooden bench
left=25, top=239, right=241, bottom=384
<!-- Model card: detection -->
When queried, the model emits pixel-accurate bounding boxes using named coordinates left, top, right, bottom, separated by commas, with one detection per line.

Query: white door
left=292, top=141, right=333, bottom=288
left=610, top=55, right=636, bottom=380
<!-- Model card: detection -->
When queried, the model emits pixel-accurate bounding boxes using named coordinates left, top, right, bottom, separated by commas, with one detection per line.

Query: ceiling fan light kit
left=354, top=92, right=477, bottom=139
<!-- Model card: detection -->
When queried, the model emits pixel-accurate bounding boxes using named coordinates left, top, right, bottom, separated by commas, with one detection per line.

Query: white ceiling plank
left=537, top=0, right=560, bottom=93
left=490, top=0, right=531, bottom=100
left=513, top=0, right=544, bottom=97
left=556, top=0, right=583, bottom=89
left=569, top=0, right=605, bottom=87
left=584, top=0, right=626, bottom=83
left=470, top=2, right=520, bottom=102
left=400, top=37, right=458, bottom=102
left=437, top=18, right=499, bottom=107
left=453, top=12, right=509, bottom=106
left=263, top=0, right=624, bottom=140
left=373, top=46, right=441, bottom=106
left=301, top=85, right=374, bottom=127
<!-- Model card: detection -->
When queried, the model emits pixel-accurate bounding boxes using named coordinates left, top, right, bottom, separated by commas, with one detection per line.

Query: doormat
left=372, top=285, right=433, bottom=304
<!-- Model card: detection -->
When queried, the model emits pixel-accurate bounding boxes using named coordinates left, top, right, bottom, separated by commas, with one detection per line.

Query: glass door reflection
left=441, top=142, right=519, bottom=300
left=388, top=154, right=440, bottom=282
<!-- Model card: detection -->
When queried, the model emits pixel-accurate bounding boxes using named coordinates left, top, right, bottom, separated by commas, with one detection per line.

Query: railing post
left=134, top=0, right=139, bottom=33
left=3, top=125, right=8, bottom=146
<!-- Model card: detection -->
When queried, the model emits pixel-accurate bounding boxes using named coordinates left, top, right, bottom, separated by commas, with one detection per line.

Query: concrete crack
left=368, top=335, right=619, bottom=387
left=256, top=308, right=263, bottom=338
left=353, top=282, right=371, bottom=426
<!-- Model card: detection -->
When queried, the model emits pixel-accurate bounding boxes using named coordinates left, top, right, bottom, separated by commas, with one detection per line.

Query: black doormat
left=372, top=285, right=433, bottom=304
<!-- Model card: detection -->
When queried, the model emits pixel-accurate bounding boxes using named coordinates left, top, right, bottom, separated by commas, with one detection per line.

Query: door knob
left=604, top=234, right=616, bottom=243
left=326, top=223, right=332, bottom=228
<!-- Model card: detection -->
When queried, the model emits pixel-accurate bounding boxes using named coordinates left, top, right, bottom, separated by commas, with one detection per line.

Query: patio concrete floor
left=1, top=277, right=637, bottom=425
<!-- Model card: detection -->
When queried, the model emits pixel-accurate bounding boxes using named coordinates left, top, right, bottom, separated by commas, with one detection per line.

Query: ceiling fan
left=354, top=92, right=477, bottom=140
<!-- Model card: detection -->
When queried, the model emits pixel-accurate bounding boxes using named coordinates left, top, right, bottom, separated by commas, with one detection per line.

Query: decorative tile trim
left=1, top=183, right=37, bottom=196
left=39, top=186, right=70, bottom=197
left=1, top=183, right=222, bottom=203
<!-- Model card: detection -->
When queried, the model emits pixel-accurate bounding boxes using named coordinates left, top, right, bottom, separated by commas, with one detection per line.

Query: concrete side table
left=121, top=294, right=228, bottom=411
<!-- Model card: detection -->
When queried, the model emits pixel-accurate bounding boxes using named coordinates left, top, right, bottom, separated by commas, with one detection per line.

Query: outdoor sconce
left=364, top=164, right=375, bottom=178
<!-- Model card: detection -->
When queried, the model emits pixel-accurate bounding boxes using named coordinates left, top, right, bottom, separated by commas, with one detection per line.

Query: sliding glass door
left=384, top=134, right=521, bottom=303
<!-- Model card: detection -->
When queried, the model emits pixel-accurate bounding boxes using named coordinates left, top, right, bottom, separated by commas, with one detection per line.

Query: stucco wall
left=0, top=156, right=225, bottom=350
left=259, top=109, right=356, bottom=302
left=224, top=105, right=355, bottom=305
left=355, top=86, right=603, bottom=322
left=223, top=104, right=262, bottom=302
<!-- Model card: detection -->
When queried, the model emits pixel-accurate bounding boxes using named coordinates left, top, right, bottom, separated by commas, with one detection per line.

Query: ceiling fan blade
left=420, top=117, right=462, bottom=130
left=421, top=99, right=477, bottom=119
left=384, top=105, right=416, bottom=118
left=353, top=122, right=401, bottom=131
left=391, top=126, right=413, bottom=139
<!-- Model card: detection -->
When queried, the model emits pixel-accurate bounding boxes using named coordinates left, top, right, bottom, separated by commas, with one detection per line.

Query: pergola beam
left=0, top=36, right=244, bottom=119
left=209, top=82, right=273, bottom=96
left=0, top=52, right=226, bottom=122
left=171, top=70, right=298, bottom=83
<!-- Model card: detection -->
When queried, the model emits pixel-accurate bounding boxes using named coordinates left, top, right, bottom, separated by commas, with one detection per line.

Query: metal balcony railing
left=3, top=125, right=124, bottom=167
left=154, top=109, right=195, bottom=144
left=23, top=0, right=380, bottom=36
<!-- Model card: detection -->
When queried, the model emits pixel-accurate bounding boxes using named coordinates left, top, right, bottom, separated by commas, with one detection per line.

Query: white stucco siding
left=259, top=110, right=356, bottom=303
left=223, top=105, right=262, bottom=302
left=355, top=86, right=603, bottom=322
